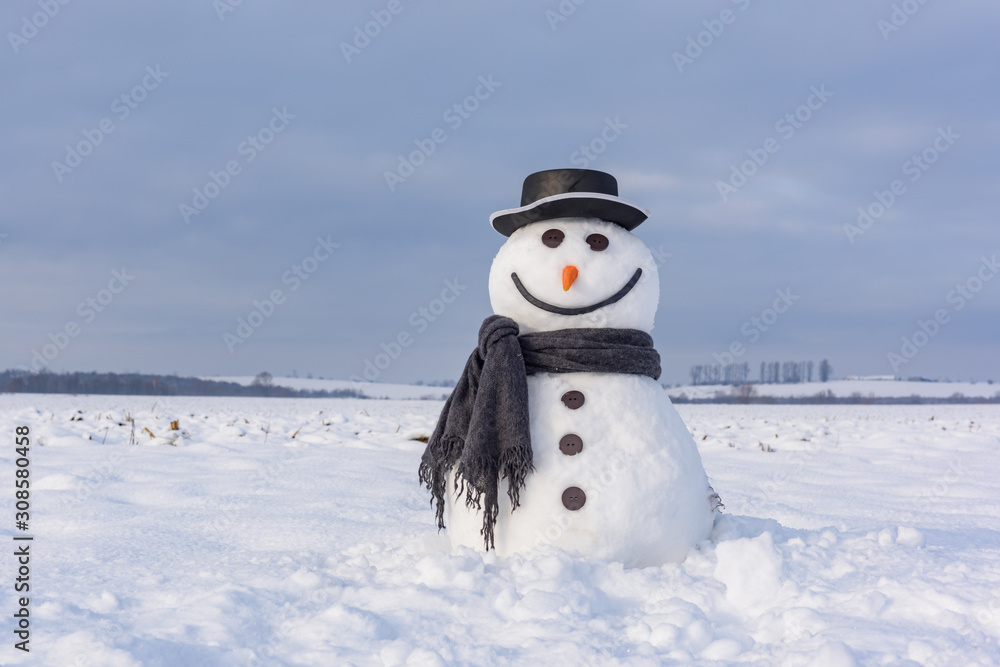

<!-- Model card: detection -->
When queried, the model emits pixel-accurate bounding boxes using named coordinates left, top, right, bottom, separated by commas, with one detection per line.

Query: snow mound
left=33, top=473, right=79, bottom=490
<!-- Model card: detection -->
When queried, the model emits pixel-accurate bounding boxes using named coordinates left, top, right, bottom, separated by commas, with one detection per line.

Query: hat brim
left=490, top=192, right=650, bottom=237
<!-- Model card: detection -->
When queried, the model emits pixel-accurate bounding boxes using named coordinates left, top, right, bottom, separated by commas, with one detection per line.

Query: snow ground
left=1, top=395, right=998, bottom=666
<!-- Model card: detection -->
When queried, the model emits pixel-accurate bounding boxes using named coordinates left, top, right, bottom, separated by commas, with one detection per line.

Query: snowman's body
left=443, top=216, right=716, bottom=567
left=447, top=372, right=714, bottom=566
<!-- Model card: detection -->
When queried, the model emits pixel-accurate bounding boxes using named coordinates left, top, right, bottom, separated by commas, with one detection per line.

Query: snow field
left=1, top=395, right=998, bottom=665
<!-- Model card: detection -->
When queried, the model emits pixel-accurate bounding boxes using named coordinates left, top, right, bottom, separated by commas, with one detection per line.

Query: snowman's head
left=488, top=217, right=659, bottom=334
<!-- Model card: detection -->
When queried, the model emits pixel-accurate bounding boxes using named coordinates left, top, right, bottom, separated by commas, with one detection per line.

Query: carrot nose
left=562, top=265, right=579, bottom=291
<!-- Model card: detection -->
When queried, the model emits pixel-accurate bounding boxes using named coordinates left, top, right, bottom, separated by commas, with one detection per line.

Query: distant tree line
left=759, top=360, right=815, bottom=384
left=690, top=359, right=832, bottom=386
left=413, top=379, right=456, bottom=387
left=0, top=370, right=366, bottom=399
left=671, top=389, right=1000, bottom=405
left=689, top=363, right=750, bottom=386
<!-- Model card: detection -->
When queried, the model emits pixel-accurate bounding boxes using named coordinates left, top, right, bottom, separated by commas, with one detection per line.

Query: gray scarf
left=419, top=314, right=661, bottom=550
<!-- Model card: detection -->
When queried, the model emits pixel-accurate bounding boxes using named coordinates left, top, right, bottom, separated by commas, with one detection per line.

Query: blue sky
left=1, top=0, right=997, bottom=385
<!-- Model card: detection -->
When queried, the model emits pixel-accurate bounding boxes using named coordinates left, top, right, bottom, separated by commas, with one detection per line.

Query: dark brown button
left=559, top=434, right=583, bottom=456
left=586, top=233, right=609, bottom=251
left=541, top=228, right=565, bottom=248
left=562, top=486, right=586, bottom=511
left=561, top=390, right=585, bottom=409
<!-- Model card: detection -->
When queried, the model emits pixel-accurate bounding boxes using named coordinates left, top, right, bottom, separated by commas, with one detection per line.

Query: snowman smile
left=510, top=268, right=643, bottom=316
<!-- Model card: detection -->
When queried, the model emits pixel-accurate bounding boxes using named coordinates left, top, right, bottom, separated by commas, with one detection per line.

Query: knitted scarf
left=418, top=314, right=661, bottom=550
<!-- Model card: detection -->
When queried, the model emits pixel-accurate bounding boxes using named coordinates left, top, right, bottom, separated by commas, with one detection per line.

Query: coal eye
left=542, top=229, right=565, bottom=248
left=586, top=234, right=609, bottom=251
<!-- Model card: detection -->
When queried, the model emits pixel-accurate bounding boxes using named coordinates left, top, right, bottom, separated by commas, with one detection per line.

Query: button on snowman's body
left=444, top=207, right=717, bottom=567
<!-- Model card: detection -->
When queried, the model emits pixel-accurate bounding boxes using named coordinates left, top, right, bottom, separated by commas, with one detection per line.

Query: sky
left=1, top=0, right=998, bottom=386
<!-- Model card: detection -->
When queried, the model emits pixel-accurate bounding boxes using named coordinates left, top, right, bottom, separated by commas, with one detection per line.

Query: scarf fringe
left=418, top=434, right=464, bottom=531
left=500, top=442, right=534, bottom=510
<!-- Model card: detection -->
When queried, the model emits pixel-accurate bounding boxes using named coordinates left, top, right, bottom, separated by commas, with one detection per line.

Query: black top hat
left=490, top=168, right=650, bottom=236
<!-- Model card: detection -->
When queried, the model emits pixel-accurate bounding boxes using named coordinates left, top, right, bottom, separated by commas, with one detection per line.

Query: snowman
left=420, top=168, right=719, bottom=567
